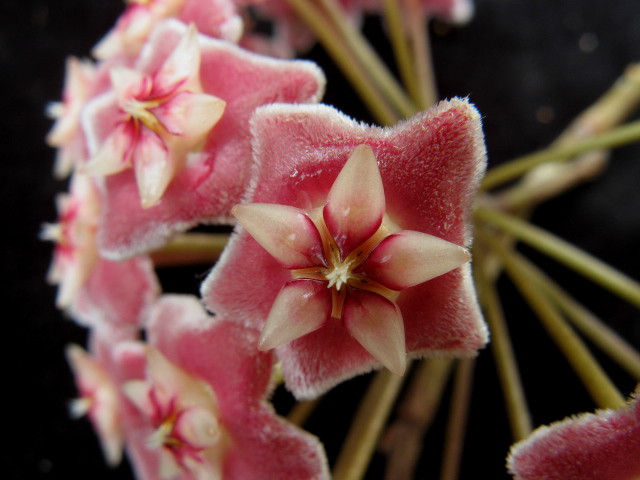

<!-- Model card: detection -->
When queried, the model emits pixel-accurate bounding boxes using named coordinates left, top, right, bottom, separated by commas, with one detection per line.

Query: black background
left=3, top=0, right=640, bottom=479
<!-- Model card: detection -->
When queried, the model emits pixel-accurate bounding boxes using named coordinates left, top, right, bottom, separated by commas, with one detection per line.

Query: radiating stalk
left=317, top=0, right=417, bottom=118
left=481, top=232, right=626, bottom=409
left=288, top=398, right=321, bottom=426
left=480, top=119, right=640, bottom=191
left=404, top=0, right=437, bottom=108
left=380, top=358, right=453, bottom=480
left=524, top=259, right=640, bottom=381
left=439, top=358, right=475, bottom=480
left=333, top=368, right=408, bottom=480
left=474, top=206, right=640, bottom=309
left=382, top=0, right=421, bottom=106
left=283, top=0, right=400, bottom=125
left=150, top=232, right=229, bottom=266
left=474, top=246, right=532, bottom=440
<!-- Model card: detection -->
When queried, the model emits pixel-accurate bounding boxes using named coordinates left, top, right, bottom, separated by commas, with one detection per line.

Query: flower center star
left=233, top=144, right=471, bottom=375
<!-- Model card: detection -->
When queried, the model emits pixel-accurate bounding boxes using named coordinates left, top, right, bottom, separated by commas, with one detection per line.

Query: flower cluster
left=44, top=0, right=640, bottom=478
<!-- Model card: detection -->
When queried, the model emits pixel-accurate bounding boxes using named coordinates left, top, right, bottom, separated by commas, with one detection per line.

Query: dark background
left=3, top=0, right=640, bottom=479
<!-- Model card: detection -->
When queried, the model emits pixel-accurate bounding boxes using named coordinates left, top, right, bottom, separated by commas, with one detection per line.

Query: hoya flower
left=83, top=25, right=226, bottom=210
left=93, top=0, right=242, bottom=60
left=115, top=295, right=329, bottom=480
left=46, top=57, right=96, bottom=178
left=84, top=20, right=325, bottom=259
left=202, top=100, right=488, bottom=398
left=41, top=174, right=100, bottom=309
left=508, top=388, right=640, bottom=480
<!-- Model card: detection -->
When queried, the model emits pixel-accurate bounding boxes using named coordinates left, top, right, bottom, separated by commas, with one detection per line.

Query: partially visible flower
left=93, top=0, right=243, bottom=60
left=115, top=295, right=330, bottom=480
left=508, top=388, right=640, bottom=480
left=66, top=341, right=125, bottom=466
left=84, top=20, right=325, bottom=259
left=83, top=25, right=226, bottom=209
left=41, top=174, right=100, bottom=308
left=46, top=57, right=96, bottom=178
left=202, top=100, right=488, bottom=398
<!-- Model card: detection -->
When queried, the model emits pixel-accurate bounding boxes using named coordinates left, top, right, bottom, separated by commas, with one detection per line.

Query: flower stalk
left=150, top=232, right=229, bottom=267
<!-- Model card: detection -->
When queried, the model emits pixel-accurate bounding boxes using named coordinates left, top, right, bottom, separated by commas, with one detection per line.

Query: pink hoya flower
left=115, top=295, right=329, bottom=480
left=84, top=20, right=325, bottom=259
left=508, top=388, right=640, bottom=480
left=42, top=174, right=160, bottom=328
left=46, top=57, right=96, bottom=178
left=93, top=0, right=243, bottom=60
left=83, top=24, right=226, bottom=210
left=202, top=99, right=488, bottom=398
left=65, top=325, right=140, bottom=467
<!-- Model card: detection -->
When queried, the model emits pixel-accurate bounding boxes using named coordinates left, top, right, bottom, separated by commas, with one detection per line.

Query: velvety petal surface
left=202, top=100, right=487, bottom=398
left=508, top=389, right=640, bottom=480
left=87, top=20, right=325, bottom=259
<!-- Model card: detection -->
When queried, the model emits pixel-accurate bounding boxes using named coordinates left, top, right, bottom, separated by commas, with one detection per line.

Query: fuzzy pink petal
left=109, top=67, right=150, bottom=106
left=94, top=20, right=325, bottom=259
left=259, top=280, right=331, bottom=351
left=71, top=255, right=160, bottom=330
left=153, top=24, right=200, bottom=94
left=343, top=291, right=406, bottom=376
left=83, top=122, right=134, bottom=176
left=232, top=203, right=324, bottom=268
left=360, top=230, right=470, bottom=290
left=202, top=100, right=487, bottom=397
left=323, top=144, right=385, bottom=257
left=508, top=390, right=640, bottom=480
left=153, top=91, right=225, bottom=138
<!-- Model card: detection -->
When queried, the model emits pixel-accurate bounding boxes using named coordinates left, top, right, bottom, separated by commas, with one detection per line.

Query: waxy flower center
left=122, top=97, right=165, bottom=134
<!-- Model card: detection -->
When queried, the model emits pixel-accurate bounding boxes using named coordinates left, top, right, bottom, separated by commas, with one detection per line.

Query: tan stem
left=150, top=232, right=229, bottom=267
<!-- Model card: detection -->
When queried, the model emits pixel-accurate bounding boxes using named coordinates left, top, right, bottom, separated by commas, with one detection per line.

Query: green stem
left=317, top=0, right=417, bottom=118
left=150, top=232, right=229, bottom=267
left=481, top=231, right=626, bottom=409
left=380, top=358, right=453, bottom=479
left=473, top=246, right=532, bottom=440
left=404, top=0, right=437, bottom=108
left=332, top=369, right=408, bottom=480
left=287, top=398, right=321, bottom=426
left=283, top=0, right=400, bottom=125
left=474, top=206, right=640, bottom=309
left=382, top=0, right=421, bottom=107
left=480, top=119, right=640, bottom=191
left=439, top=359, right=475, bottom=480
left=527, top=261, right=640, bottom=381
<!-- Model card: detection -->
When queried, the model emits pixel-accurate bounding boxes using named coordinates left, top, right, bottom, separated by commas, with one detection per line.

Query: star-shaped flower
left=84, top=20, right=325, bottom=259
left=507, top=388, right=640, bottom=480
left=202, top=99, right=488, bottom=398
left=115, top=295, right=329, bottom=480
left=84, top=25, right=226, bottom=210
left=93, top=0, right=243, bottom=60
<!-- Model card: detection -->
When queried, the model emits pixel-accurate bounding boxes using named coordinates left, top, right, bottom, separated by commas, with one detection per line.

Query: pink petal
left=360, top=230, right=470, bottom=290
left=132, top=128, right=173, bottom=208
left=323, top=144, right=385, bottom=257
left=259, top=280, right=331, bottom=351
left=343, top=290, right=406, bottom=376
left=232, top=203, right=325, bottom=269
left=109, top=67, right=150, bottom=106
left=153, top=90, right=225, bottom=138
left=508, top=390, right=640, bottom=480
left=154, top=24, right=201, bottom=95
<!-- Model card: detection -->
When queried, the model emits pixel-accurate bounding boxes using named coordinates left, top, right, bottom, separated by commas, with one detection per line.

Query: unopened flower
left=508, top=388, right=640, bottom=480
left=202, top=100, right=488, bottom=398
left=84, top=20, right=325, bottom=259
left=116, top=295, right=329, bottom=480
left=93, top=0, right=242, bottom=60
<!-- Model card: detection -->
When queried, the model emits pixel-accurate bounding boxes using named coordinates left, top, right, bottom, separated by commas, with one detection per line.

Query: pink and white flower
left=93, top=0, right=243, bottom=60
left=83, top=25, right=226, bottom=210
left=84, top=20, right=325, bottom=259
left=508, top=388, right=640, bottom=480
left=202, top=99, right=488, bottom=398
left=115, top=295, right=330, bottom=480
